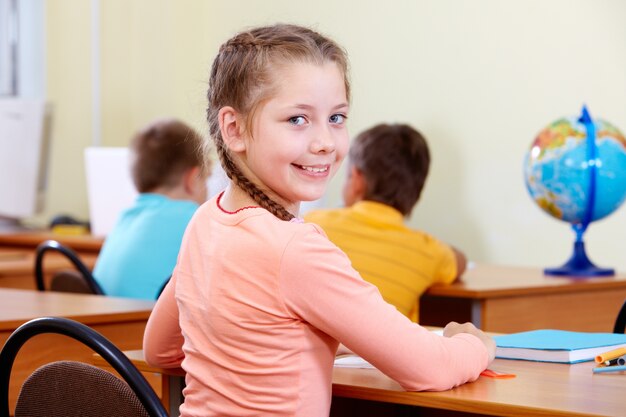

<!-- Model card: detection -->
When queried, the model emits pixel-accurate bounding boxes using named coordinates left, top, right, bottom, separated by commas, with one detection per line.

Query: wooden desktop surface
left=103, top=349, right=626, bottom=417
left=0, top=288, right=154, bottom=412
left=427, top=263, right=626, bottom=297
left=0, top=231, right=104, bottom=253
left=331, top=358, right=625, bottom=417
left=420, top=263, right=626, bottom=333
left=0, top=247, right=98, bottom=290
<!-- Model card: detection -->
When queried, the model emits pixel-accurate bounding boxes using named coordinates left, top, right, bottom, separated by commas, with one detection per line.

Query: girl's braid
left=216, top=141, right=294, bottom=221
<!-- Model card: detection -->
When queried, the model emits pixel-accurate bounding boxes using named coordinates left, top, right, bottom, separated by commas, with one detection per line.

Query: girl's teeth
left=302, top=166, right=327, bottom=173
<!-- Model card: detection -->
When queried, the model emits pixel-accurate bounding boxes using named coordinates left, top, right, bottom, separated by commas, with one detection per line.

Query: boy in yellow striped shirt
left=305, top=123, right=466, bottom=322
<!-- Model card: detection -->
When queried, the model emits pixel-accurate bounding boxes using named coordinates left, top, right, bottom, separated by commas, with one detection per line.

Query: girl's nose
left=311, top=126, right=336, bottom=154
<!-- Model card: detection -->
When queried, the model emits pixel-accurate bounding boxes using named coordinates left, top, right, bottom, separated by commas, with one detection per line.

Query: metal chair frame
left=0, top=316, right=168, bottom=417
left=34, top=239, right=104, bottom=295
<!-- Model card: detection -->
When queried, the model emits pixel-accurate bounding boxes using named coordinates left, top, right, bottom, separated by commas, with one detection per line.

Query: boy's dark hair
left=349, top=123, right=430, bottom=216
left=130, top=119, right=206, bottom=193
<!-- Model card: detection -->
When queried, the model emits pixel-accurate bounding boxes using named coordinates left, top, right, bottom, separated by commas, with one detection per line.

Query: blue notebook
left=494, top=329, right=626, bottom=364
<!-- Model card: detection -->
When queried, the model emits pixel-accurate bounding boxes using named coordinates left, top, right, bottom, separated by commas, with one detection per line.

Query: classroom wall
left=41, top=0, right=626, bottom=271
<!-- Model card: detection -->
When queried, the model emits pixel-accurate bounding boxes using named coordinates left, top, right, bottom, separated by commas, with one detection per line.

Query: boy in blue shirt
left=93, top=119, right=210, bottom=299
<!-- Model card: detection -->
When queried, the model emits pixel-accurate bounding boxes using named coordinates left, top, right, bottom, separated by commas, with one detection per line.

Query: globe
left=524, top=106, right=626, bottom=276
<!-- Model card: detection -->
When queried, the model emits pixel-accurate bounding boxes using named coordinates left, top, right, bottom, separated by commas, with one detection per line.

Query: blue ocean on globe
left=524, top=116, right=626, bottom=225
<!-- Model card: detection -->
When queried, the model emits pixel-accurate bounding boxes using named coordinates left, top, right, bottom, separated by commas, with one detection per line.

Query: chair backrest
left=614, top=299, right=626, bottom=333
left=0, top=316, right=168, bottom=417
left=49, top=270, right=96, bottom=294
left=34, top=239, right=104, bottom=295
left=14, top=361, right=151, bottom=417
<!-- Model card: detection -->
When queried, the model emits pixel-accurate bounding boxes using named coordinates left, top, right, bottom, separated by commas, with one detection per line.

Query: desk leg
left=470, top=300, right=482, bottom=329
left=163, top=375, right=184, bottom=417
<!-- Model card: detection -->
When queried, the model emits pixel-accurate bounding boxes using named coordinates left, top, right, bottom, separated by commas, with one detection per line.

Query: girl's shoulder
left=194, top=197, right=328, bottom=243
left=249, top=212, right=334, bottom=257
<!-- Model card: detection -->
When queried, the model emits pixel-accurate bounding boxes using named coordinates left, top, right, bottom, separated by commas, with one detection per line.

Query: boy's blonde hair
left=206, top=23, right=350, bottom=220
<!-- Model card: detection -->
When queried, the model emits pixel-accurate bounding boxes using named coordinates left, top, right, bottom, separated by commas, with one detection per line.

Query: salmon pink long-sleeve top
left=143, top=194, right=489, bottom=417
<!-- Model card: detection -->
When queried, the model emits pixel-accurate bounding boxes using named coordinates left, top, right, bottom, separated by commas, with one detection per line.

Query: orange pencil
left=595, top=347, right=626, bottom=364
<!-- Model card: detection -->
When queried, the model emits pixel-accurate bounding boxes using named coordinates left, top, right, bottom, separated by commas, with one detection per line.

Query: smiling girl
left=143, top=23, right=495, bottom=417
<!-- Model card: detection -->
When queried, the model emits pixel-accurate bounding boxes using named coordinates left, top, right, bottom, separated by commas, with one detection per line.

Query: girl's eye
left=288, top=116, right=306, bottom=126
left=329, top=114, right=347, bottom=124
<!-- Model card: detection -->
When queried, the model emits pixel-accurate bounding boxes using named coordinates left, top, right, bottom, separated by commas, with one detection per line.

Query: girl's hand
left=443, top=321, right=496, bottom=363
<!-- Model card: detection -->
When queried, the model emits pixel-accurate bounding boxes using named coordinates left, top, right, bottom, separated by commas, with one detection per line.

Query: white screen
left=84, top=147, right=138, bottom=237
left=0, top=98, right=48, bottom=219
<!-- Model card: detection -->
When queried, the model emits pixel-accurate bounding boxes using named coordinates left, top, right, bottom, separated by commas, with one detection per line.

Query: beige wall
left=42, top=0, right=626, bottom=271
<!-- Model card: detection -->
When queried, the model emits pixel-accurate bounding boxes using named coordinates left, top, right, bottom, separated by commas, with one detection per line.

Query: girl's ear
left=219, top=106, right=246, bottom=153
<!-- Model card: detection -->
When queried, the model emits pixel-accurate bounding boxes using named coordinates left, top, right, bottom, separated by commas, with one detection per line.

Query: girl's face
left=240, top=61, right=349, bottom=214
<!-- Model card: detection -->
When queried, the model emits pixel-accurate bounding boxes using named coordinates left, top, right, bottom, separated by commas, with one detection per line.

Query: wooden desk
left=102, top=350, right=626, bottom=417
left=0, top=247, right=98, bottom=290
left=420, top=264, right=626, bottom=333
left=0, top=231, right=104, bottom=253
left=0, top=288, right=154, bottom=412
left=331, top=358, right=626, bottom=417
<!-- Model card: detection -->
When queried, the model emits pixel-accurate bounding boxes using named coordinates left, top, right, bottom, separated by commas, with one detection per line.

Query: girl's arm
left=281, top=226, right=494, bottom=392
left=143, top=272, right=185, bottom=368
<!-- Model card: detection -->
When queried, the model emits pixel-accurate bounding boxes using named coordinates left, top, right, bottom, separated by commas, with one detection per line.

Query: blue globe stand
left=544, top=106, right=615, bottom=277
left=544, top=224, right=614, bottom=277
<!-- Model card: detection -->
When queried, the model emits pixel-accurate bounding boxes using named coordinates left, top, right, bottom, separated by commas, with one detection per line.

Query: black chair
left=614, top=299, right=626, bottom=333
left=0, top=316, right=168, bottom=417
left=34, top=239, right=104, bottom=295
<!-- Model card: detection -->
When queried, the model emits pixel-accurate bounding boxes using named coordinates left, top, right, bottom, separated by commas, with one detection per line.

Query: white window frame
left=0, top=0, right=44, bottom=98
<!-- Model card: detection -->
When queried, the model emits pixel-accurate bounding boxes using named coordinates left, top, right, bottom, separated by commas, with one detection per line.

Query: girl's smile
left=293, top=164, right=330, bottom=175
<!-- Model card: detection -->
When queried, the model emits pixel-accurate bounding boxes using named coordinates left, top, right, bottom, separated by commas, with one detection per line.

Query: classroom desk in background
left=0, top=230, right=104, bottom=253
left=420, top=263, right=626, bottom=333
left=5, top=233, right=624, bottom=332
left=0, top=288, right=154, bottom=412
left=0, top=247, right=98, bottom=290
left=98, top=349, right=626, bottom=417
